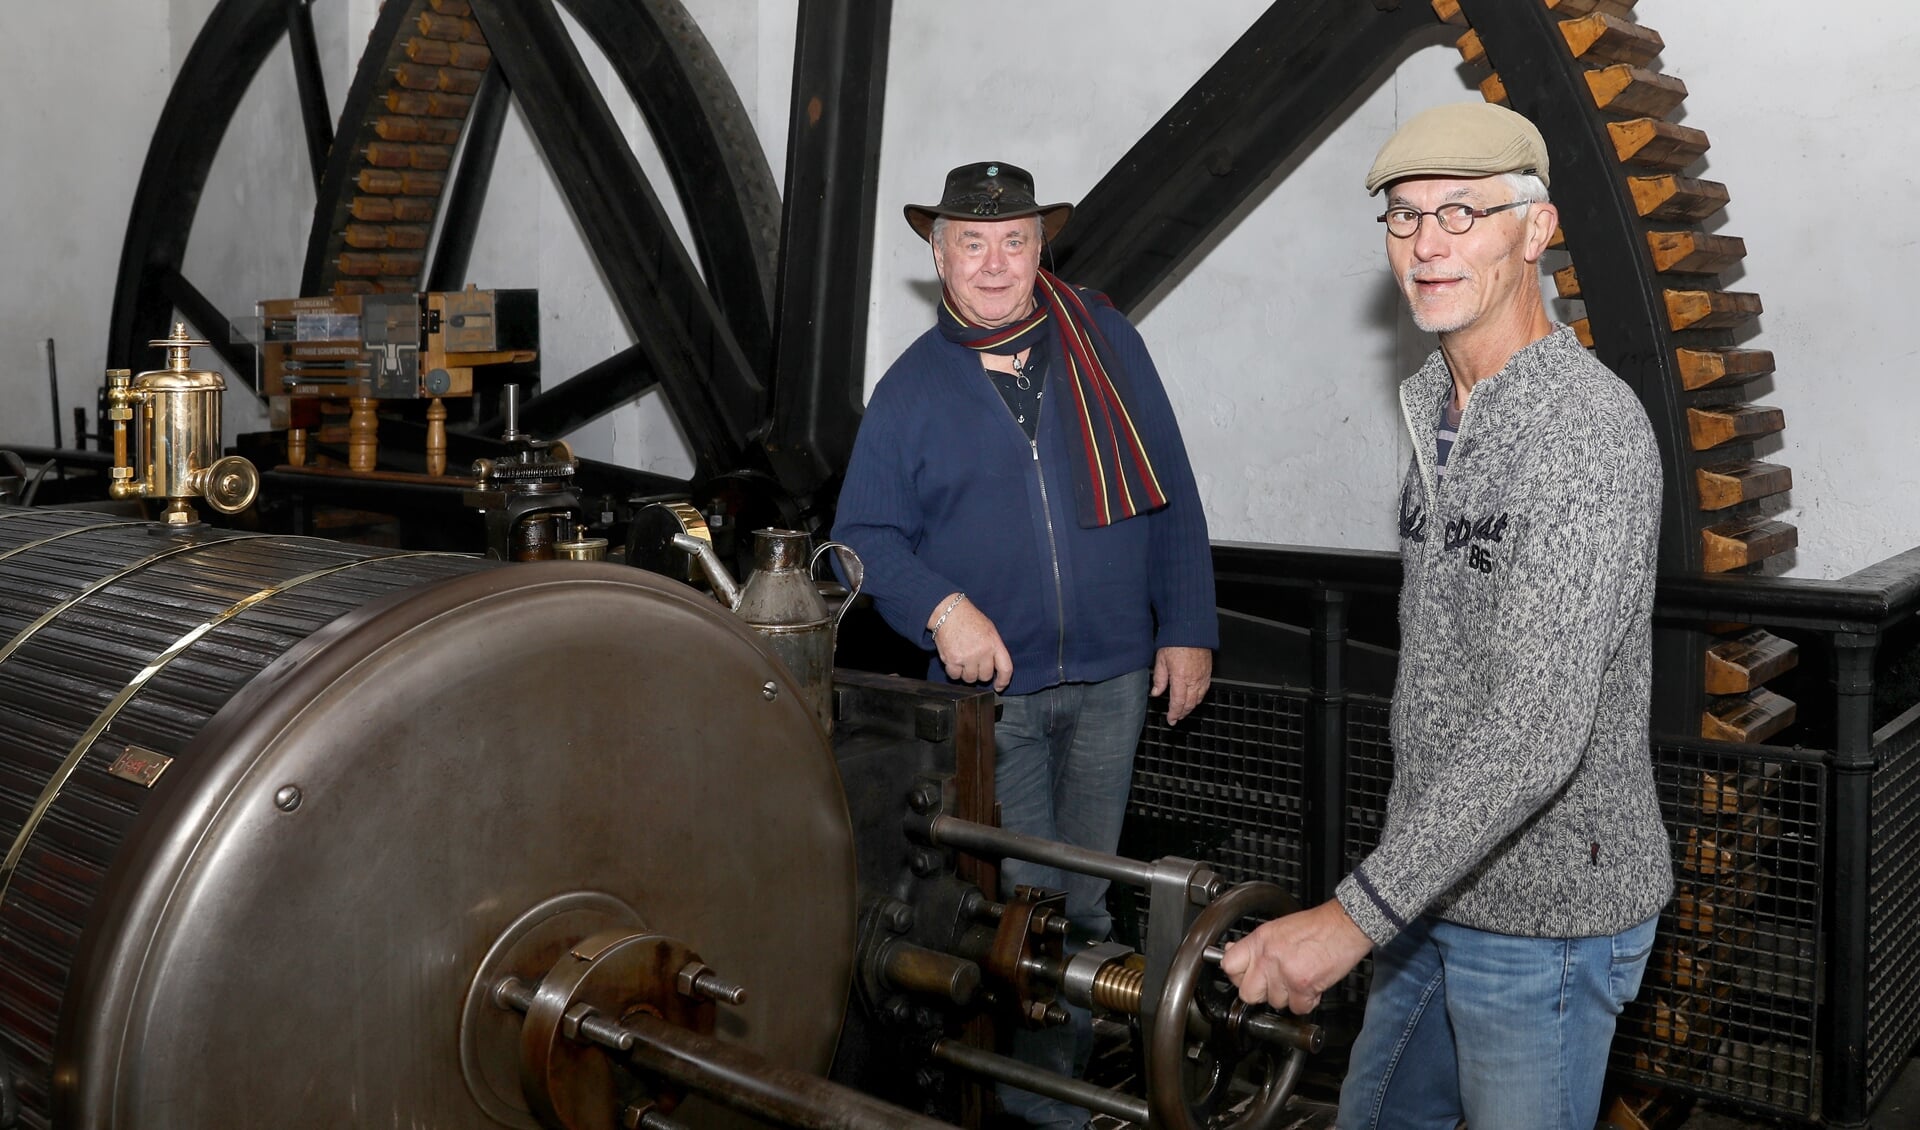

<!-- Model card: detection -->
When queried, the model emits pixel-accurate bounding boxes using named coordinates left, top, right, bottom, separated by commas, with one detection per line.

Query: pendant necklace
left=1011, top=351, right=1034, bottom=391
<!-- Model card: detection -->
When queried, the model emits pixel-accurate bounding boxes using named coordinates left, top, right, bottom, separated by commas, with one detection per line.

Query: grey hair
left=929, top=214, right=1045, bottom=246
left=1502, top=171, right=1551, bottom=206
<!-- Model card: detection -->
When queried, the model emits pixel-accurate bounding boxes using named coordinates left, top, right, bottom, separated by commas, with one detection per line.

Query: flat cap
left=1365, top=102, right=1550, bottom=195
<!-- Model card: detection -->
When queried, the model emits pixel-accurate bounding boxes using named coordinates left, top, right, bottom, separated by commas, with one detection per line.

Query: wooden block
left=334, top=280, right=377, bottom=297
left=1702, top=517, right=1798, bottom=573
left=429, top=0, right=473, bottom=15
left=351, top=197, right=396, bottom=222
left=398, top=171, right=447, bottom=196
left=1560, top=13, right=1665, bottom=68
left=1649, top=231, right=1746, bottom=275
left=343, top=223, right=390, bottom=250
left=1431, top=0, right=1466, bottom=25
left=436, top=66, right=483, bottom=96
left=378, top=252, right=425, bottom=277
left=394, top=63, right=444, bottom=92
left=365, top=141, right=413, bottom=169
left=1676, top=347, right=1775, bottom=390
left=1549, top=225, right=1567, bottom=250
left=385, top=225, right=431, bottom=250
left=358, top=168, right=405, bottom=195
left=1705, top=628, right=1800, bottom=694
left=337, top=252, right=387, bottom=277
left=417, top=11, right=480, bottom=42
left=1687, top=402, right=1784, bottom=450
left=1456, top=28, right=1486, bottom=67
left=1570, top=318, right=1594, bottom=348
left=1702, top=687, right=1798, bottom=743
left=1697, top=461, right=1792, bottom=511
left=450, top=43, right=493, bottom=70
left=406, top=38, right=454, bottom=67
left=1629, top=174, right=1730, bottom=221
left=1480, top=72, right=1509, bottom=106
left=1666, top=289, right=1762, bottom=332
left=409, top=144, right=454, bottom=172
left=375, top=115, right=461, bottom=145
left=394, top=197, right=435, bottom=223
left=1548, top=0, right=1641, bottom=16
left=1553, top=264, right=1582, bottom=299
left=1609, top=118, right=1710, bottom=169
left=1586, top=64, right=1688, bottom=118
left=1692, top=762, right=1781, bottom=818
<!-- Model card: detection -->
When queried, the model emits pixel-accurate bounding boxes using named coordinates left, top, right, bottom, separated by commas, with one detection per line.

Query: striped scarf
left=937, top=269, right=1166, bottom=527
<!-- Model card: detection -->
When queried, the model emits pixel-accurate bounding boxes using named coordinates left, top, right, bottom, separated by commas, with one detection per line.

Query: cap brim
left=906, top=202, right=1073, bottom=242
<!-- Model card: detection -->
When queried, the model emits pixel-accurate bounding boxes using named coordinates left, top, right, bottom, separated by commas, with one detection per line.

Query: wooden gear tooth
left=1697, top=462, right=1792, bottom=512
left=1676, top=347, right=1775, bottom=390
left=1665, top=288, right=1762, bottom=332
left=1628, top=174, right=1729, bottom=222
left=1586, top=64, right=1688, bottom=118
left=1702, top=687, right=1798, bottom=743
left=1456, top=28, right=1486, bottom=68
left=1609, top=118, right=1711, bottom=170
left=1647, top=231, right=1746, bottom=275
left=1702, top=519, right=1800, bottom=574
left=1558, top=13, right=1664, bottom=68
left=1704, top=628, right=1800, bottom=694
left=1687, top=402, right=1784, bottom=451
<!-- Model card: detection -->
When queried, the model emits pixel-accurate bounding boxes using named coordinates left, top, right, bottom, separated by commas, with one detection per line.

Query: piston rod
left=619, top=1013, right=952, bottom=1130
left=929, top=1038, right=1151, bottom=1125
left=924, top=814, right=1157, bottom=889
left=494, top=979, right=950, bottom=1130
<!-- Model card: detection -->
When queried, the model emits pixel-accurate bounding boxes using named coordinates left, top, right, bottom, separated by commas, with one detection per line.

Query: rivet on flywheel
left=762, top=681, right=779, bottom=701
left=273, top=785, right=302, bottom=812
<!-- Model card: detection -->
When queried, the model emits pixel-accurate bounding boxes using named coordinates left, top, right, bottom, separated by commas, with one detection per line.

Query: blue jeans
left=1337, top=914, right=1659, bottom=1130
left=992, top=668, right=1151, bottom=1129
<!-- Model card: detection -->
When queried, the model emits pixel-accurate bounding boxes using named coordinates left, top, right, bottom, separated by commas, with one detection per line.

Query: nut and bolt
left=882, top=996, right=913, bottom=1024
left=908, top=847, right=944, bottom=877
left=882, top=899, right=915, bottom=934
left=676, top=961, right=748, bottom=1006
left=761, top=681, right=779, bottom=701
left=907, top=781, right=942, bottom=814
left=622, top=1104, right=687, bottom=1130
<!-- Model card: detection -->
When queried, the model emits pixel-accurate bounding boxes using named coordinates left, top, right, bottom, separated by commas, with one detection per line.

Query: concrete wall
left=1, top=1, right=1911, bottom=579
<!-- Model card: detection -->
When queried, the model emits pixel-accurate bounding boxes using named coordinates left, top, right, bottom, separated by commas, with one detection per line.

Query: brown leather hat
left=905, top=161, right=1073, bottom=242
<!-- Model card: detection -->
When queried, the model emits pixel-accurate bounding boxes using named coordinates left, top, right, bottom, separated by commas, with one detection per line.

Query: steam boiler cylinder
left=0, top=505, right=856, bottom=1128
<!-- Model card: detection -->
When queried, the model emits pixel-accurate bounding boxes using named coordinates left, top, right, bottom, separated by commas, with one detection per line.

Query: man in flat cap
left=1221, top=103, right=1673, bottom=1129
left=833, top=162, right=1217, bottom=1127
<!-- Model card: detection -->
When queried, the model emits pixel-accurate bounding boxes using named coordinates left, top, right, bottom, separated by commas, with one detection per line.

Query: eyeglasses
left=1377, top=200, right=1528, bottom=238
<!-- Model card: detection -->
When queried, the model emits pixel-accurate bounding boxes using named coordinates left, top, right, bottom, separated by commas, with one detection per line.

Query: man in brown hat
left=1221, top=103, right=1672, bottom=1129
left=833, top=162, right=1218, bottom=1127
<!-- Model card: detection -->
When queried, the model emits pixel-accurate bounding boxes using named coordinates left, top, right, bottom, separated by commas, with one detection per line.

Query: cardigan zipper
left=1032, top=438, right=1067, bottom=682
left=992, top=355, right=1069, bottom=684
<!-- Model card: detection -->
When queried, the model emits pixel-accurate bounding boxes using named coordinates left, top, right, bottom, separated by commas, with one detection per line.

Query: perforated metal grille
left=1342, top=696, right=1394, bottom=868
left=1128, top=681, right=1308, bottom=893
left=1868, top=711, right=1920, bottom=1104
left=1611, top=742, right=1826, bottom=1118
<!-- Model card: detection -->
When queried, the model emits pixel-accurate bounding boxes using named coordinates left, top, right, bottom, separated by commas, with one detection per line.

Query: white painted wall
left=1, top=1, right=1912, bottom=579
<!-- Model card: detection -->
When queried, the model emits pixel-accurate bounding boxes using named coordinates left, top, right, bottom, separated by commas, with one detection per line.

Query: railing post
left=1303, top=588, right=1349, bottom=907
left=1826, top=630, right=1878, bottom=1128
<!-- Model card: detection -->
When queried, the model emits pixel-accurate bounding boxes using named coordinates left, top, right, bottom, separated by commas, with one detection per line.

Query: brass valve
left=108, top=324, right=259, bottom=524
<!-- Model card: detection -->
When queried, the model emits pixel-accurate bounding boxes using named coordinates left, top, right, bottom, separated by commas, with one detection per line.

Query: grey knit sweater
left=1335, top=325, right=1674, bottom=945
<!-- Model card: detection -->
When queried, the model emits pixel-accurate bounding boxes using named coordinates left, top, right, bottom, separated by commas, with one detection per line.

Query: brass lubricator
left=107, top=324, right=259, bottom=525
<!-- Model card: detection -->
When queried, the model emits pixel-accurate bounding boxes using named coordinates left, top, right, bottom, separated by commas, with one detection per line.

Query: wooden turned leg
left=287, top=426, right=307, bottom=468
left=426, top=397, right=447, bottom=477
left=348, top=396, right=378, bottom=472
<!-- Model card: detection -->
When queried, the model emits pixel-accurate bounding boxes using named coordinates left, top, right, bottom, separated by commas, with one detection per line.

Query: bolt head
left=762, top=681, right=779, bottom=701
left=273, top=785, right=302, bottom=812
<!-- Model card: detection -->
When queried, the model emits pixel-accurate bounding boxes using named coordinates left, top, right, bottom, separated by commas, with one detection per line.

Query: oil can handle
left=810, top=541, right=864, bottom=634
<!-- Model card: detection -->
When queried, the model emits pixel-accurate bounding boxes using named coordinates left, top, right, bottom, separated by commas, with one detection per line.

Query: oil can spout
left=671, top=532, right=742, bottom=609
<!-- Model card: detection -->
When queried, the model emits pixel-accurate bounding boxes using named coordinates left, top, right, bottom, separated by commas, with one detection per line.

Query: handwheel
left=1148, top=881, right=1310, bottom=1130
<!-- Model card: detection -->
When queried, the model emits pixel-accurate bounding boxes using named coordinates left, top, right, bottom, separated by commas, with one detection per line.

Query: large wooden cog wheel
left=107, top=0, right=781, bottom=486
left=1436, top=0, right=1799, bottom=745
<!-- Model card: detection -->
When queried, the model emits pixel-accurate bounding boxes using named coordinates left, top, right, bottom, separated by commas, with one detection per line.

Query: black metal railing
left=1126, top=540, right=1920, bottom=1125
